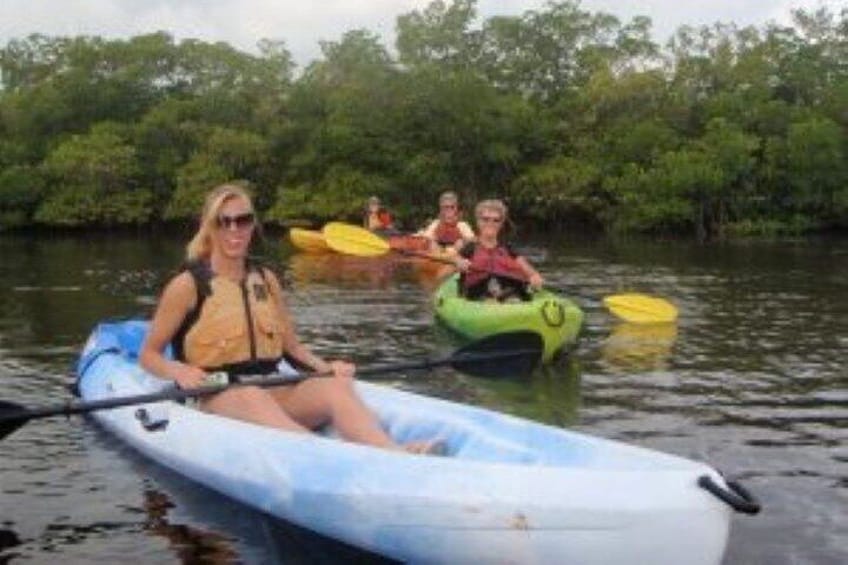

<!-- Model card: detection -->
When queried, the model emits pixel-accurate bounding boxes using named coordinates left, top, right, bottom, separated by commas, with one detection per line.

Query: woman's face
left=476, top=208, right=504, bottom=238
left=439, top=200, right=459, bottom=222
left=213, top=196, right=255, bottom=259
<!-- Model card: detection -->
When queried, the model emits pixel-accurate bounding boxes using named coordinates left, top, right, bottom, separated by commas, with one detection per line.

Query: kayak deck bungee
left=73, top=320, right=754, bottom=564
left=434, top=273, right=584, bottom=363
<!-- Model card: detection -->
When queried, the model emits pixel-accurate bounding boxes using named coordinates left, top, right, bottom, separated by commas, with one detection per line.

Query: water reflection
left=1, top=233, right=847, bottom=564
left=128, top=442, right=396, bottom=564
left=285, top=252, right=403, bottom=290
left=468, top=358, right=583, bottom=427
left=600, top=322, right=679, bottom=372
left=142, top=488, right=238, bottom=564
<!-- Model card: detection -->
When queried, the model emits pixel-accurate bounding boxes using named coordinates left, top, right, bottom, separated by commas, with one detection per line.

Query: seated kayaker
left=140, top=183, right=438, bottom=454
left=363, top=195, right=396, bottom=233
left=417, top=190, right=475, bottom=254
left=454, top=199, right=544, bottom=302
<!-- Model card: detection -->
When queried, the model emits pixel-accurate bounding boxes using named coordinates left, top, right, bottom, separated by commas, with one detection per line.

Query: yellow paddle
left=322, top=222, right=679, bottom=324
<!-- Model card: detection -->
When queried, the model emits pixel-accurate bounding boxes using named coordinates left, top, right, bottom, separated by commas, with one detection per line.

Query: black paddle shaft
left=0, top=331, right=543, bottom=440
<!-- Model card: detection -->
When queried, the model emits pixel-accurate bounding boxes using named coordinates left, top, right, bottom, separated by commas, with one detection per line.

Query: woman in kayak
left=363, top=195, right=395, bottom=233
left=455, top=199, right=544, bottom=301
left=417, top=190, right=475, bottom=253
left=140, top=184, right=436, bottom=453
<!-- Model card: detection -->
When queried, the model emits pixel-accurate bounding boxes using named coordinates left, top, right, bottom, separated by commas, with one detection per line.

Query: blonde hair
left=474, top=199, right=508, bottom=221
left=186, top=184, right=255, bottom=261
left=439, top=191, right=459, bottom=206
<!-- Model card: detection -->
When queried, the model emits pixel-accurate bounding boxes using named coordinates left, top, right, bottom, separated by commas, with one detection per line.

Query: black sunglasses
left=216, top=212, right=255, bottom=230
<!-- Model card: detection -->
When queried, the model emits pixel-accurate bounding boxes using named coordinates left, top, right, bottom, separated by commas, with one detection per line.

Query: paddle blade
left=602, top=293, right=679, bottom=324
left=323, top=222, right=391, bottom=257
left=0, top=400, right=30, bottom=439
left=289, top=227, right=331, bottom=253
left=449, top=331, right=544, bottom=379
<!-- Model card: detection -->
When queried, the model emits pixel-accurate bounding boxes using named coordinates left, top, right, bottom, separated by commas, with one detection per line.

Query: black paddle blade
left=449, top=331, right=544, bottom=379
left=0, top=400, right=30, bottom=440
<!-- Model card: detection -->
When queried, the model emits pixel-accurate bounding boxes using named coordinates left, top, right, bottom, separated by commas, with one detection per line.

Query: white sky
left=0, top=1, right=843, bottom=67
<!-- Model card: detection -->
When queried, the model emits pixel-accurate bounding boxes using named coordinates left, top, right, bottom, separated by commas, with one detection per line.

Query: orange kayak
left=386, top=234, right=431, bottom=253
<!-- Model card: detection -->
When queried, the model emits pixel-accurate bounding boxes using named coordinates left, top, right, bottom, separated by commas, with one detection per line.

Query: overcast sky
left=0, top=0, right=842, bottom=67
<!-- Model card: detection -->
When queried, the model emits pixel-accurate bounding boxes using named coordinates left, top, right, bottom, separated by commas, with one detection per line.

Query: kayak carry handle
left=135, top=408, right=169, bottom=432
left=698, top=475, right=761, bottom=515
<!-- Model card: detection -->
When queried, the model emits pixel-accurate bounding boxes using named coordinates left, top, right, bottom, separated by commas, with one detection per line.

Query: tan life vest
left=179, top=263, right=285, bottom=371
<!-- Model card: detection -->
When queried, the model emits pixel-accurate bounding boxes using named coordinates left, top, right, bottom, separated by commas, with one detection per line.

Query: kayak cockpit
left=356, top=382, right=707, bottom=472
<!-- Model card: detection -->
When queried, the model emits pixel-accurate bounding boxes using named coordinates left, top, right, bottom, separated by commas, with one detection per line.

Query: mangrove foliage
left=1, top=0, right=846, bottom=238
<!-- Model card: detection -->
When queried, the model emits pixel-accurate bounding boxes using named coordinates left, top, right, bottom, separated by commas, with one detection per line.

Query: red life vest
left=462, top=244, right=526, bottom=290
left=434, top=221, right=463, bottom=245
left=366, top=209, right=394, bottom=230
left=377, top=210, right=393, bottom=228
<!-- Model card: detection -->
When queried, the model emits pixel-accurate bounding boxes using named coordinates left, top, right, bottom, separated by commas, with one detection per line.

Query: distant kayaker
left=454, top=199, right=544, bottom=301
left=140, top=184, right=437, bottom=454
left=417, top=190, right=476, bottom=253
left=363, top=195, right=396, bottom=233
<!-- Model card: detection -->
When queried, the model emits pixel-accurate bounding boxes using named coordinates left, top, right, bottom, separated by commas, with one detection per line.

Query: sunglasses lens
left=218, top=212, right=255, bottom=229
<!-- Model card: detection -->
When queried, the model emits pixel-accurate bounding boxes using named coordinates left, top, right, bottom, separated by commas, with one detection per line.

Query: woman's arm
left=515, top=256, right=544, bottom=289
left=458, top=221, right=476, bottom=242
left=417, top=219, right=438, bottom=239
left=139, top=273, right=208, bottom=388
left=448, top=222, right=476, bottom=254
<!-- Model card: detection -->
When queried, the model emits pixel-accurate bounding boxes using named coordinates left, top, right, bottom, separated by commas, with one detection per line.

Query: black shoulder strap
left=171, top=260, right=212, bottom=362
left=185, top=260, right=212, bottom=302
left=459, top=242, right=476, bottom=258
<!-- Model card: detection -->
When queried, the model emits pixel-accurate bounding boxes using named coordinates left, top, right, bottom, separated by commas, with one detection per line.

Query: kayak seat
left=379, top=410, right=539, bottom=464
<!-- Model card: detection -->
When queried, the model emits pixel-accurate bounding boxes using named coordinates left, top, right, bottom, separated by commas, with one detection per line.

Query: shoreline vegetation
left=0, top=0, right=846, bottom=240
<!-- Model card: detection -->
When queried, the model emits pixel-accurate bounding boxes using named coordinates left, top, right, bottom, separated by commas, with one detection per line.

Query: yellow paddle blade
left=322, top=222, right=392, bottom=257
left=289, top=228, right=331, bottom=253
left=602, top=293, right=679, bottom=324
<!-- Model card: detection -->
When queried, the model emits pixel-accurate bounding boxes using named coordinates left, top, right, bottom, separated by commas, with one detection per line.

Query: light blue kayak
left=75, top=320, right=756, bottom=564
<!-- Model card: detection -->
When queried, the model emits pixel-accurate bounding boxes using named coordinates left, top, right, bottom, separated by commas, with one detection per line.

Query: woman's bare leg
left=270, top=378, right=396, bottom=448
left=201, top=386, right=310, bottom=433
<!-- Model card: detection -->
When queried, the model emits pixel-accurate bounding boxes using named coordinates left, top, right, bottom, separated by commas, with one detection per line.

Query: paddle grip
left=697, top=474, right=761, bottom=515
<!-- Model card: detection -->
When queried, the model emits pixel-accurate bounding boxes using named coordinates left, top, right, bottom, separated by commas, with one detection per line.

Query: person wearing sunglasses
left=363, top=195, right=396, bottom=234
left=454, top=199, right=544, bottom=301
left=140, top=184, right=437, bottom=453
left=417, top=190, right=475, bottom=253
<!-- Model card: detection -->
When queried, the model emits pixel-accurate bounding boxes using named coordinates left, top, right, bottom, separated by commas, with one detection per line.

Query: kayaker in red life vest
left=455, top=199, right=544, bottom=301
left=363, top=195, right=395, bottom=232
left=139, top=184, right=437, bottom=454
left=417, top=190, right=476, bottom=253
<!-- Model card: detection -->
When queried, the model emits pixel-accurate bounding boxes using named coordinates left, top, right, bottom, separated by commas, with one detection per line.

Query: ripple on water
left=2, top=233, right=847, bottom=564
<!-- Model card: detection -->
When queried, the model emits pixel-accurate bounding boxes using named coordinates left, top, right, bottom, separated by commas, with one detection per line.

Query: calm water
left=0, top=231, right=846, bottom=564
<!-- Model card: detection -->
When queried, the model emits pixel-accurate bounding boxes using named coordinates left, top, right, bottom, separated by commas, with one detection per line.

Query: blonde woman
left=140, top=184, right=435, bottom=452
left=455, top=199, right=544, bottom=301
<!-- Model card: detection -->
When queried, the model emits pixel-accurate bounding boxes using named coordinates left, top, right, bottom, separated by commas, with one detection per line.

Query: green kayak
left=434, top=274, right=584, bottom=363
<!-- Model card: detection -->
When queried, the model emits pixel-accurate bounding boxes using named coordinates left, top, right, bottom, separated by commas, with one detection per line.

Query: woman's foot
left=403, top=439, right=446, bottom=456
